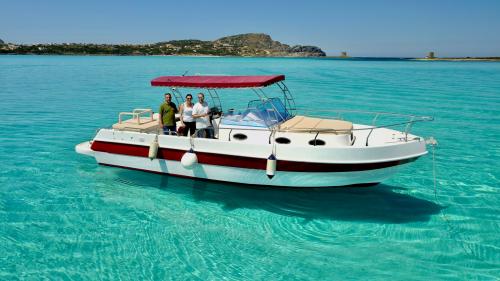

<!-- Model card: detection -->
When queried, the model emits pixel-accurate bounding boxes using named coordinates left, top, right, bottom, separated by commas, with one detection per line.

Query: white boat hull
left=76, top=125, right=428, bottom=188
left=94, top=151, right=401, bottom=187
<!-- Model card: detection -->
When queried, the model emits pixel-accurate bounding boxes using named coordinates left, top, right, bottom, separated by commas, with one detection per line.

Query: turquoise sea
left=0, top=55, right=499, bottom=280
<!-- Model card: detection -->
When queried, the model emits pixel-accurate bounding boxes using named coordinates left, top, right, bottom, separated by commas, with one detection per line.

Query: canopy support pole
left=207, top=88, right=223, bottom=113
left=276, top=82, right=296, bottom=115
left=170, top=87, right=184, bottom=107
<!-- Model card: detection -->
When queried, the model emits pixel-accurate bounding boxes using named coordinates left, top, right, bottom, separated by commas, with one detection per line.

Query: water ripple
left=1, top=56, right=499, bottom=280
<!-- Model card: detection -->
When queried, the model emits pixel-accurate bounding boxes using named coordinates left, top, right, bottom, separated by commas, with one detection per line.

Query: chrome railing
left=118, top=108, right=154, bottom=125
left=206, top=108, right=433, bottom=146
left=104, top=107, right=433, bottom=147
left=291, top=108, right=433, bottom=145
left=216, top=108, right=432, bottom=131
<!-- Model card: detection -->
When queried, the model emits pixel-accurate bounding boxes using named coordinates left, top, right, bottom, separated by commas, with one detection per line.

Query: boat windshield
left=221, top=98, right=291, bottom=128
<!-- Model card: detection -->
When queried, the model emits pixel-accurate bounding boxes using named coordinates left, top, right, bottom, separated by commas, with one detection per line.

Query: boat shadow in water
left=114, top=170, right=443, bottom=224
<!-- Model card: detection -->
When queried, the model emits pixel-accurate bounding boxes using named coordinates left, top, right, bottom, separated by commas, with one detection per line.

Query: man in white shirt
left=192, top=93, right=213, bottom=138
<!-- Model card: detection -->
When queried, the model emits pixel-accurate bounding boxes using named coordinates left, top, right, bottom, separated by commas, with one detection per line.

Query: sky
left=1, top=0, right=499, bottom=57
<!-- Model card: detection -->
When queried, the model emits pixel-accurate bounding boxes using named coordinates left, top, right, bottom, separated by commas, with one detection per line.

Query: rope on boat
left=427, top=137, right=484, bottom=262
left=426, top=137, right=439, bottom=200
left=271, top=129, right=277, bottom=156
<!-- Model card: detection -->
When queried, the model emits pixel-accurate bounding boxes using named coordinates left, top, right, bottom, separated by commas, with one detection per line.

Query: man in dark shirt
left=159, top=93, right=178, bottom=135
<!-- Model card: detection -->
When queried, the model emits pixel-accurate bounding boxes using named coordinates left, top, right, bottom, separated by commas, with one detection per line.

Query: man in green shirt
left=159, top=93, right=178, bottom=135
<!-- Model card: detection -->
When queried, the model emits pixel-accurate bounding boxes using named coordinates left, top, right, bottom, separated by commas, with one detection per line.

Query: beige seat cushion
left=112, top=117, right=160, bottom=133
left=278, top=116, right=352, bottom=134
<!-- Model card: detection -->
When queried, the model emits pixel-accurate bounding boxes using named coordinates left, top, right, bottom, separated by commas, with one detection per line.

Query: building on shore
left=340, top=51, right=348, bottom=57
left=426, top=52, right=435, bottom=59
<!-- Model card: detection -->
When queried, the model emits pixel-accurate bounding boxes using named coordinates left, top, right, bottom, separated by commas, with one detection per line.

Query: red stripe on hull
left=91, top=141, right=148, bottom=157
left=90, top=140, right=417, bottom=172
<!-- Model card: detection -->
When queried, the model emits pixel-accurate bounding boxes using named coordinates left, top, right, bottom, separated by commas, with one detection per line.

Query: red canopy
left=150, top=75, right=285, bottom=88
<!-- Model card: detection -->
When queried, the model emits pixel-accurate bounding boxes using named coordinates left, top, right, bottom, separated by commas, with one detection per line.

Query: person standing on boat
left=179, top=94, right=196, bottom=136
left=159, top=93, right=178, bottom=135
left=192, top=93, right=212, bottom=138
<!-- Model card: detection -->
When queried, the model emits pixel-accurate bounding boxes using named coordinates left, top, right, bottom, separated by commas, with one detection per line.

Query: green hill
left=0, top=33, right=326, bottom=57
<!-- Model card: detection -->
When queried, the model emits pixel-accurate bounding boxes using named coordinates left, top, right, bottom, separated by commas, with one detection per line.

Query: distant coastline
left=1, top=34, right=498, bottom=61
left=413, top=57, right=500, bottom=62
left=2, top=54, right=499, bottom=62
left=0, top=33, right=326, bottom=57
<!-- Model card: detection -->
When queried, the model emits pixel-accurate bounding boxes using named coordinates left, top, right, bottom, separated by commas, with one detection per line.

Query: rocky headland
left=0, top=33, right=326, bottom=57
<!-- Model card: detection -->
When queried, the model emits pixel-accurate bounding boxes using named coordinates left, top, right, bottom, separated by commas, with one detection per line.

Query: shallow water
left=0, top=56, right=499, bottom=280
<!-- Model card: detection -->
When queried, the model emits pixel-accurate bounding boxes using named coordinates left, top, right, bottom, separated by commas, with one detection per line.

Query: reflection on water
left=110, top=169, right=443, bottom=224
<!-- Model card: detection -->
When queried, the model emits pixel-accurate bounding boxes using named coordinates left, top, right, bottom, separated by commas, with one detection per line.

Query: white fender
left=266, top=154, right=277, bottom=179
left=181, top=149, right=198, bottom=169
left=148, top=136, right=159, bottom=160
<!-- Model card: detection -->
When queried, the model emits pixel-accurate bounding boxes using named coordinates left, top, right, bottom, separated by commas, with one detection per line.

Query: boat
left=75, top=75, right=434, bottom=187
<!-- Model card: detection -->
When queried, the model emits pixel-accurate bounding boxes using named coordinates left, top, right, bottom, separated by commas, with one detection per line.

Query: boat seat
left=112, top=117, right=160, bottom=133
left=278, top=116, right=353, bottom=134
